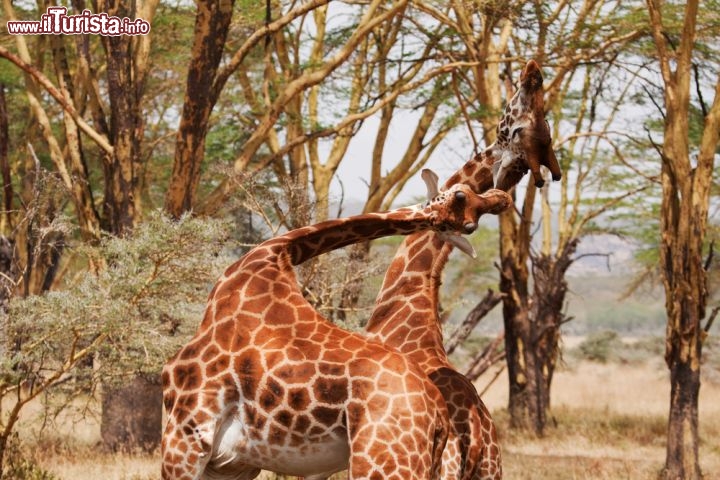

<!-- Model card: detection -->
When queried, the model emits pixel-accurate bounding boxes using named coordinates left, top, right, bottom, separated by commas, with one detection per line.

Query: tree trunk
left=659, top=166, right=705, bottom=480
left=49, top=34, right=102, bottom=241
left=101, top=374, right=163, bottom=452
left=664, top=333, right=701, bottom=479
left=499, top=176, right=534, bottom=429
left=97, top=0, right=158, bottom=451
left=164, top=0, right=236, bottom=218
left=500, top=180, right=575, bottom=434
left=99, top=0, right=150, bottom=236
left=526, top=241, right=576, bottom=431
left=0, top=84, right=11, bottom=232
left=645, top=1, right=719, bottom=475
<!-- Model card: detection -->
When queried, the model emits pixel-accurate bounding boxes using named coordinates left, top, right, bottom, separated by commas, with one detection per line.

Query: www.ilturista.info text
left=7, top=7, right=150, bottom=36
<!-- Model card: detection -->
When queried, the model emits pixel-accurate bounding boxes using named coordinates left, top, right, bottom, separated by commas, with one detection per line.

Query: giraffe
left=364, top=60, right=560, bottom=480
left=161, top=170, right=513, bottom=480
left=492, top=60, right=561, bottom=191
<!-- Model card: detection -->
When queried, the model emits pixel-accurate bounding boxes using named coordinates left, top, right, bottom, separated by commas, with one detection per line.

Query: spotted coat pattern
left=365, top=60, right=560, bottom=480
left=492, top=60, right=562, bottom=191
left=161, top=182, right=512, bottom=480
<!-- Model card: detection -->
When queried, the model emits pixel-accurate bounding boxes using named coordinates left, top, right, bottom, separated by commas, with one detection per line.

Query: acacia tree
left=499, top=62, right=650, bottom=433
left=334, top=0, right=518, bottom=319
left=645, top=0, right=720, bottom=477
left=0, top=213, right=230, bottom=472
left=191, top=0, right=417, bottom=217
left=0, top=0, right=158, bottom=243
left=164, top=0, right=341, bottom=218
left=495, top=0, right=645, bottom=434
left=1, top=0, right=167, bottom=452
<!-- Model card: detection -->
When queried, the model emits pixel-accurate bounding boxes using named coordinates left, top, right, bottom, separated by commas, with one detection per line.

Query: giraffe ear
left=421, top=169, right=440, bottom=200
left=440, top=233, right=477, bottom=258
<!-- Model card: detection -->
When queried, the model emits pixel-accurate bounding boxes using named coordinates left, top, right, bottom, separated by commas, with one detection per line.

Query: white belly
left=209, top=416, right=349, bottom=478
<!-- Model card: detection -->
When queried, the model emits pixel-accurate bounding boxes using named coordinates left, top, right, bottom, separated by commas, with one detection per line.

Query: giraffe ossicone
left=161, top=169, right=512, bottom=480
left=424, top=168, right=478, bottom=259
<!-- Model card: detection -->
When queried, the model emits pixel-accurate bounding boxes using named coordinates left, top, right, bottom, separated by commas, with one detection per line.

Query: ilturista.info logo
left=7, top=7, right=150, bottom=36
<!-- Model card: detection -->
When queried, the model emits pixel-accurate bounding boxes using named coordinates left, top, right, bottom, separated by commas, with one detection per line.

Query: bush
left=2, top=438, right=57, bottom=480
left=573, top=332, right=664, bottom=364
left=577, top=330, right=624, bottom=363
left=0, top=212, right=234, bottom=465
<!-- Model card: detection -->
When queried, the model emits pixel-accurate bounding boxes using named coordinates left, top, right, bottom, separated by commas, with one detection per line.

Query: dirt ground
left=28, top=357, right=720, bottom=480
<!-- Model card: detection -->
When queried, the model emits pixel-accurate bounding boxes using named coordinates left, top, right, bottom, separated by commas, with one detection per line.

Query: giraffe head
left=492, top=60, right=562, bottom=191
left=422, top=169, right=512, bottom=257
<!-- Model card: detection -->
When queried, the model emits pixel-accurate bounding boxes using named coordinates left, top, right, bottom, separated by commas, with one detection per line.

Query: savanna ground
left=10, top=335, right=720, bottom=480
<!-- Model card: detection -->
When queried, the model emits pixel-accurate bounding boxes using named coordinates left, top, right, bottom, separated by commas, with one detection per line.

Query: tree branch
left=444, top=289, right=505, bottom=355
left=0, top=47, right=113, bottom=155
left=693, top=63, right=708, bottom=117
left=641, top=84, right=667, bottom=121
left=704, top=306, right=719, bottom=333
left=211, top=0, right=332, bottom=102
left=704, top=240, right=714, bottom=271
left=573, top=252, right=612, bottom=271
left=464, top=332, right=506, bottom=383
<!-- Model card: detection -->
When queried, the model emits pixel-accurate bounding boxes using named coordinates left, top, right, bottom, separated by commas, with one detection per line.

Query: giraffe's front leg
left=161, top=419, right=213, bottom=480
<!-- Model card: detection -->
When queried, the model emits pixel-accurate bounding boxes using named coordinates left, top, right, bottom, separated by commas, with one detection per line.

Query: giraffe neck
left=365, top=83, right=528, bottom=366
left=262, top=206, right=433, bottom=266
left=365, top=148, right=499, bottom=369
left=443, top=148, right=496, bottom=193
left=365, top=233, right=451, bottom=369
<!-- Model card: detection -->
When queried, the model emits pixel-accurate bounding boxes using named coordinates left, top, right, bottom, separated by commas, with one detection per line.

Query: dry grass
left=13, top=355, right=720, bottom=479
left=480, top=354, right=720, bottom=480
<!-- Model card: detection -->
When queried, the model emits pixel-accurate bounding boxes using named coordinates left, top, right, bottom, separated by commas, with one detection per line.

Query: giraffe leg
left=345, top=408, right=442, bottom=480
left=161, top=421, right=213, bottom=480
left=162, top=422, right=262, bottom=480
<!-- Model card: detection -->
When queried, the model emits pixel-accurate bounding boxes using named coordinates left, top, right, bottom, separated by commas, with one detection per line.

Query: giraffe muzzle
left=464, top=222, right=478, bottom=234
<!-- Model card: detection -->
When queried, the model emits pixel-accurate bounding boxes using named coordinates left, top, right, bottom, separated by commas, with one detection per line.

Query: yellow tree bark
left=646, top=0, right=720, bottom=477
left=497, top=0, right=644, bottom=434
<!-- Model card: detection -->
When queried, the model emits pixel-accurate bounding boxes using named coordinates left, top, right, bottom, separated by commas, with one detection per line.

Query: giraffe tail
left=430, top=416, right=449, bottom=479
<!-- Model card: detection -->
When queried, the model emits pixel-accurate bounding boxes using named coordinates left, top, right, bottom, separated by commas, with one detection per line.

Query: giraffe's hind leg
left=346, top=411, right=438, bottom=479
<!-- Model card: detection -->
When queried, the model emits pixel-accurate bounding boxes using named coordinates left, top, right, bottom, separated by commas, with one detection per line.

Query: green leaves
left=4, top=212, right=233, bottom=390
